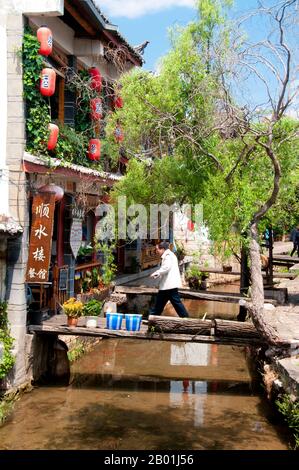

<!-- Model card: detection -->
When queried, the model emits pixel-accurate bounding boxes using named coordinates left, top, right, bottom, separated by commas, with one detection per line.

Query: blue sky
left=96, top=0, right=298, bottom=113
left=97, top=0, right=264, bottom=72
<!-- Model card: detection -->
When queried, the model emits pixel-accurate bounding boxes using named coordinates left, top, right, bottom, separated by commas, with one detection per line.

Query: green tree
left=108, top=0, right=299, bottom=349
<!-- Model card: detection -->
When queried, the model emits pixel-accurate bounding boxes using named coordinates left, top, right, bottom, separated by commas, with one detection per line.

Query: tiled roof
left=91, top=1, right=144, bottom=64
left=23, top=152, right=122, bottom=182
left=0, top=215, right=23, bottom=235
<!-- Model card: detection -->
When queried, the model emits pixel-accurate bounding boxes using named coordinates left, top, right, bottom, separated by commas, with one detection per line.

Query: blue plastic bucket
left=106, top=313, right=123, bottom=330
left=125, top=314, right=142, bottom=332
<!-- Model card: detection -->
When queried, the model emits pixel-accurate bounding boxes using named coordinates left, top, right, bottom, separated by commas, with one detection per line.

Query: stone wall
left=5, top=11, right=29, bottom=388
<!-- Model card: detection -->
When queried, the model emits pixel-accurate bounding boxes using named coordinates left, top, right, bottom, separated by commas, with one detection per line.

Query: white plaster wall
left=0, top=13, right=9, bottom=216
left=0, top=0, right=63, bottom=15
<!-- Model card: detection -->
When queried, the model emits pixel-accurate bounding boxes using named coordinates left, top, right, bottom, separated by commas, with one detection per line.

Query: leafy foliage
left=276, top=394, right=299, bottom=449
left=0, top=302, right=15, bottom=380
left=108, top=1, right=299, bottom=260
left=96, top=242, right=117, bottom=286
left=22, top=28, right=104, bottom=171
left=82, top=299, right=103, bottom=317
left=22, top=27, right=50, bottom=154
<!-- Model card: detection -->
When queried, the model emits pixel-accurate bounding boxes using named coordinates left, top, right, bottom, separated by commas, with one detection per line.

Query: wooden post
left=268, top=226, right=274, bottom=287
left=238, top=243, right=250, bottom=322
left=52, top=261, right=59, bottom=314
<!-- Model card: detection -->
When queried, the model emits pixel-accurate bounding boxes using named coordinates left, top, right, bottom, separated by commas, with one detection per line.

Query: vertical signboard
left=26, top=193, right=55, bottom=283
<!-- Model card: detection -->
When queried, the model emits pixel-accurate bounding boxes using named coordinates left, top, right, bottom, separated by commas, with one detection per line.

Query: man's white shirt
left=153, top=249, right=182, bottom=290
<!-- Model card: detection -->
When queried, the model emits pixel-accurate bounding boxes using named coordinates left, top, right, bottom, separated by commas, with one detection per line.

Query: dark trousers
left=291, top=243, right=299, bottom=257
left=151, top=288, right=189, bottom=318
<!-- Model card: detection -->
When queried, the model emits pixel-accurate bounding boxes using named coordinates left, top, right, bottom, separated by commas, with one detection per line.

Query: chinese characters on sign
left=26, top=193, right=55, bottom=283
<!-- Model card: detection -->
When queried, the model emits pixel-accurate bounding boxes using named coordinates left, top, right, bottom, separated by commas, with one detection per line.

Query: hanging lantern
left=187, top=220, right=195, bottom=232
left=101, top=193, right=110, bottom=204
left=37, top=25, right=53, bottom=56
left=40, top=67, right=56, bottom=96
left=90, top=98, right=103, bottom=121
left=114, top=125, right=124, bottom=143
left=114, top=95, right=123, bottom=109
left=38, top=183, right=64, bottom=202
left=47, top=123, right=59, bottom=150
left=89, top=67, right=102, bottom=92
left=88, top=139, right=101, bottom=161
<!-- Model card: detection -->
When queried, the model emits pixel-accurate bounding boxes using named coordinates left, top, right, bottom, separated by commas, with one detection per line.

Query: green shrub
left=0, top=301, right=15, bottom=380
left=276, top=394, right=299, bottom=449
left=82, top=299, right=103, bottom=317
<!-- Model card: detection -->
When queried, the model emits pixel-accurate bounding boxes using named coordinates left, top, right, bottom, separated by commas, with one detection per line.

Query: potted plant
left=185, top=265, right=209, bottom=290
left=76, top=245, right=94, bottom=264
left=62, top=297, right=83, bottom=327
left=82, top=299, right=103, bottom=328
left=175, top=241, right=186, bottom=262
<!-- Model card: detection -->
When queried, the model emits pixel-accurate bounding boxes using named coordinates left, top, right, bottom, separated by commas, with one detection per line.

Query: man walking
left=290, top=226, right=299, bottom=257
left=150, top=241, right=189, bottom=318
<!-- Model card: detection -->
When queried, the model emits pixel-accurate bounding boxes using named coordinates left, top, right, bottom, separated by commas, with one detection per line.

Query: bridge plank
left=115, top=285, right=278, bottom=305
left=193, top=268, right=296, bottom=279
left=28, top=322, right=266, bottom=346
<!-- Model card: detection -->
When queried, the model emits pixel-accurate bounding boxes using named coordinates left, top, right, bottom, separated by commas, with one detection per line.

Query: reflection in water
left=170, top=344, right=209, bottom=366
left=0, top=339, right=290, bottom=450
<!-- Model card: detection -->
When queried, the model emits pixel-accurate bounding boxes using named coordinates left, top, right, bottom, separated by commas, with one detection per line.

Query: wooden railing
left=74, top=261, right=101, bottom=295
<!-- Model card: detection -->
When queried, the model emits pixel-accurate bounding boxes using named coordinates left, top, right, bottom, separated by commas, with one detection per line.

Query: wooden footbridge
left=114, top=285, right=279, bottom=305
left=272, top=255, right=299, bottom=269
left=29, top=315, right=266, bottom=347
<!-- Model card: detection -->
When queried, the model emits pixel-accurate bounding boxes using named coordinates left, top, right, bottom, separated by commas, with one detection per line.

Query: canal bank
left=258, top=275, right=299, bottom=407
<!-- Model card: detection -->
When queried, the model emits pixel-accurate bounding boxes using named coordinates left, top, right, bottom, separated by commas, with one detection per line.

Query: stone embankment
left=262, top=274, right=299, bottom=400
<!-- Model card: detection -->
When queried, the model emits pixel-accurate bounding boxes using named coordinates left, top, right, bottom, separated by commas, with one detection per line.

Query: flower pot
left=188, top=278, right=201, bottom=290
left=125, top=314, right=142, bottom=332
left=106, top=312, right=123, bottom=330
left=67, top=317, right=78, bottom=327
left=85, top=316, right=98, bottom=328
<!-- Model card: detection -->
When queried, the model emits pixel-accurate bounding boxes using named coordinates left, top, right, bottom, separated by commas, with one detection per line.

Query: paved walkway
left=264, top=264, right=299, bottom=396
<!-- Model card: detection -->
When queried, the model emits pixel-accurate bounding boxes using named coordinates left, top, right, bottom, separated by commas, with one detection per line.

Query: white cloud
left=95, top=0, right=196, bottom=19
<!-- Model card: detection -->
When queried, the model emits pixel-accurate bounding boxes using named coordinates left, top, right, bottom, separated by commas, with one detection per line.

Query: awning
left=23, top=152, right=122, bottom=187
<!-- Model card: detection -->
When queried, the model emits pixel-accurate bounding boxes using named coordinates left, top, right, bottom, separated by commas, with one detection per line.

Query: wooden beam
left=28, top=324, right=265, bottom=346
left=148, top=316, right=212, bottom=335
left=114, top=285, right=278, bottom=305
left=64, top=0, right=98, bottom=37
left=214, top=319, right=261, bottom=339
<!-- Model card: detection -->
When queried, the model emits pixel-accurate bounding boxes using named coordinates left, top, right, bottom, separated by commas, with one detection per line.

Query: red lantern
left=89, top=67, right=102, bottom=92
left=114, top=95, right=123, bottom=109
left=88, top=139, right=101, bottom=161
left=37, top=25, right=53, bottom=56
left=40, top=68, right=56, bottom=96
left=47, top=123, right=59, bottom=150
left=90, top=98, right=103, bottom=121
left=114, top=125, right=124, bottom=143
left=187, top=220, right=195, bottom=231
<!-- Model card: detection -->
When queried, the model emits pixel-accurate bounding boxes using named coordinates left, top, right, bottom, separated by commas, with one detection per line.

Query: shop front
left=24, top=153, right=121, bottom=316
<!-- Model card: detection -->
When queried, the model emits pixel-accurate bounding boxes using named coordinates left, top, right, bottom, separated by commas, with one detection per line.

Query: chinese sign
left=72, top=204, right=85, bottom=220
left=70, top=219, right=82, bottom=259
left=26, top=193, right=55, bottom=283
